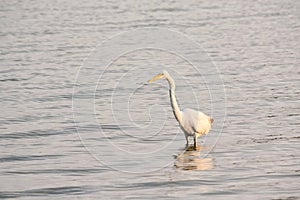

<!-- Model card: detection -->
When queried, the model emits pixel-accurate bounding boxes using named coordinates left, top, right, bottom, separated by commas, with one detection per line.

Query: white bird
left=148, top=70, right=213, bottom=150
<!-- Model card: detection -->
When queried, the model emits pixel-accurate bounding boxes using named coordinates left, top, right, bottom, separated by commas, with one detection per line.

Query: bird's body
left=148, top=70, right=213, bottom=150
left=180, top=108, right=212, bottom=137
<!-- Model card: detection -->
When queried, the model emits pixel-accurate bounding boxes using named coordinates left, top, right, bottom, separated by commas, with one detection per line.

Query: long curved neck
left=165, top=75, right=182, bottom=123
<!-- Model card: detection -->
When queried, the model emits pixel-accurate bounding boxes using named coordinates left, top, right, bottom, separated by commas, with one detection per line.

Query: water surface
left=0, top=0, right=299, bottom=199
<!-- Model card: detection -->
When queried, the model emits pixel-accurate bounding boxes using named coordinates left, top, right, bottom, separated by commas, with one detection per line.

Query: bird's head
left=148, top=70, right=169, bottom=83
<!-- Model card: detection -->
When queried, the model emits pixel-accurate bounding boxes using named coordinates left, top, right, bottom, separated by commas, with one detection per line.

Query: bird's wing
left=195, top=112, right=212, bottom=134
left=181, top=109, right=200, bottom=133
left=182, top=109, right=212, bottom=134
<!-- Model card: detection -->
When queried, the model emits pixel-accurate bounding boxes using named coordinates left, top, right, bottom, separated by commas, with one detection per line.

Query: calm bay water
left=0, top=0, right=299, bottom=199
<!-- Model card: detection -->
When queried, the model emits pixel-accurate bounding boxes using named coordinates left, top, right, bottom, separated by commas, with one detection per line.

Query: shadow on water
left=174, top=146, right=214, bottom=171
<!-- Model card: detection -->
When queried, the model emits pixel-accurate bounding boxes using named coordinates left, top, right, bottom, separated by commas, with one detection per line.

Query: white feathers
left=148, top=70, right=213, bottom=149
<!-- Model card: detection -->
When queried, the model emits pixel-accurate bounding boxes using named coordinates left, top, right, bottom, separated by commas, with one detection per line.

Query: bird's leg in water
left=193, top=135, right=197, bottom=150
left=185, top=136, right=189, bottom=147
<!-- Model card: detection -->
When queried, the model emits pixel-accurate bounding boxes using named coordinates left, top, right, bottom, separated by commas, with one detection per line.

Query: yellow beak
left=148, top=73, right=164, bottom=83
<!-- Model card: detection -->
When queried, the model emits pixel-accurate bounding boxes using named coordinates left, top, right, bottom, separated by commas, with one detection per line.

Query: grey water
left=0, top=0, right=299, bottom=199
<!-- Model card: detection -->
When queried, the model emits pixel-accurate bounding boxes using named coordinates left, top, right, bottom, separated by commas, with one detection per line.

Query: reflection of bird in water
left=148, top=70, right=214, bottom=150
left=174, top=146, right=213, bottom=170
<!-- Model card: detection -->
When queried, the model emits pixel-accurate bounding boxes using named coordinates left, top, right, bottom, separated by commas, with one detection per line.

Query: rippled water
left=1, top=0, right=299, bottom=199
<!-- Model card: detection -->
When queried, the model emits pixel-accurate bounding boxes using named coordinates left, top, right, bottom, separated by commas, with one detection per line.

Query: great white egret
left=148, top=70, right=213, bottom=150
